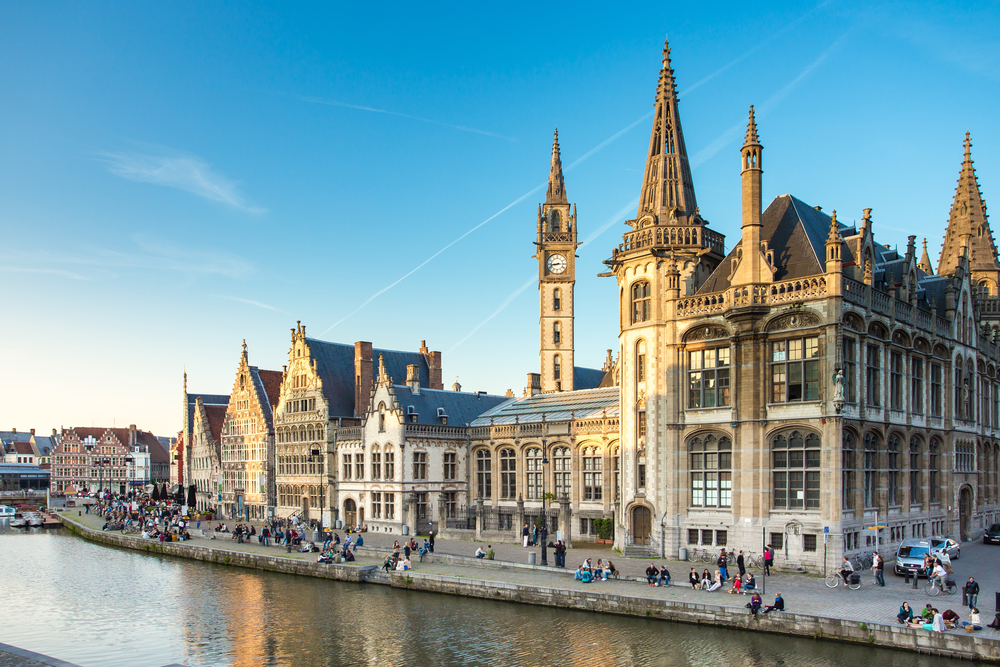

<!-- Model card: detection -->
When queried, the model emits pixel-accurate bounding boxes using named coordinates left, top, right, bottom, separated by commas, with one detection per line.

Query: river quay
left=58, top=512, right=1000, bottom=663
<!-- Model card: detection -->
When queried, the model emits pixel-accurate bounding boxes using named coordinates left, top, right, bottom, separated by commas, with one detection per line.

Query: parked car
left=984, top=523, right=1000, bottom=545
left=893, top=537, right=960, bottom=576
left=932, top=536, right=961, bottom=560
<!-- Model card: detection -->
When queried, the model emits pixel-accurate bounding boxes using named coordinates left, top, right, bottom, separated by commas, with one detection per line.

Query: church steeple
left=938, top=132, right=997, bottom=276
left=546, top=128, right=567, bottom=205
left=637, top=36, right=698, bottom=226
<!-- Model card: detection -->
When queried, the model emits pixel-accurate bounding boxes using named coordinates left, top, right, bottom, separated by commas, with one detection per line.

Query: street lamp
left=540, top=439, right=549, bottom=566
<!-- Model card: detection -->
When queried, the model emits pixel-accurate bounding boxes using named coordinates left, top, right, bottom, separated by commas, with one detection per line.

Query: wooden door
left=631, top=506, right=651, bottom=545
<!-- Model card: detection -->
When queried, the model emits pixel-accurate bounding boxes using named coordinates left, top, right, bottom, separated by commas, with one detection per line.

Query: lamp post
left=540, top=439, right=548, bottom=566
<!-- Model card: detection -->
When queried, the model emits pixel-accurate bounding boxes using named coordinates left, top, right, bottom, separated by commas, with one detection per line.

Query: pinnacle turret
left=743, top=105, right=760, bottom=147
left=919, top=238, right=934, bottom=275
left=545, top=128, right=567, bottom=204
left=636, top=36, right=699, bottom=226
left=938, top=132, right=997, bottom=276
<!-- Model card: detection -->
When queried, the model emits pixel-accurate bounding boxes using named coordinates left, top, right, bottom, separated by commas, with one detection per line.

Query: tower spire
left=546, top=128, right=567, bottom=204
left=637, top=36, right=698, bottom=226
left=938, top=132, right=997, bottom=275
left=919, top=238, right=934, bottom=275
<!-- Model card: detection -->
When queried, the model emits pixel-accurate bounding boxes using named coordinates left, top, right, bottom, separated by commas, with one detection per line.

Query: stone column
left=475, top=496, right=484, bottom=540
left=435, top=493, right=446, bottom=538
left=516, top=494, right=525, bottom=538
left=407, top=493, right=417, bottom=535
left=560, top=496, right=573, bottom=548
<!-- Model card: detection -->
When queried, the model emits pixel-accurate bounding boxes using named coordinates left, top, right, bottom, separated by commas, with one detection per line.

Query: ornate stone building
left=218, top=341, right=282, bottom=520
left=605, top=39, right=1000, bottom=567
left=190, top=395, right=227, bottom=513
left=52, top=426, right=168, bottom=495
left=178, top=373, right=229, bottom=496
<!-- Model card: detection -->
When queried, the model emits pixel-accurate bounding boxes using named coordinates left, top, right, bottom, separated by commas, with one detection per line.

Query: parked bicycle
left=825, top=571, right=863, bottom=590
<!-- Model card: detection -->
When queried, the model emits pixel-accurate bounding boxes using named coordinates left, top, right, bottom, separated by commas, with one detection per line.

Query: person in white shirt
left=931, top=562, right=947, bottom=590
left=839, top=556, right=854, bottom=585
left=475, top=547, right=486, bottom=559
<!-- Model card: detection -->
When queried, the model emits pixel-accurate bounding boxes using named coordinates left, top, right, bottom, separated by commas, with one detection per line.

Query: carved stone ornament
left=684, top=325, right=730, bottom=342
left=765, top=311, right=820, bottom=332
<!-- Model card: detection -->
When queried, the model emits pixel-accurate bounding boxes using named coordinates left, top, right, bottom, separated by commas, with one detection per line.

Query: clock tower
left=535, top=129, right=578, bottom=392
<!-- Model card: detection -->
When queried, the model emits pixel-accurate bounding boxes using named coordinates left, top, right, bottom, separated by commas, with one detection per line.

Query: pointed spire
left=545, top=128, right=567, bottom=204
left=637, top=36, right=699, bottom=226
left=919, top=238, right=934, bottom=275
left=938, top=131, right=996, bottom=275
left=827, top=210, right=841, bottom=242
left=743, top=105, right=760, bottom=146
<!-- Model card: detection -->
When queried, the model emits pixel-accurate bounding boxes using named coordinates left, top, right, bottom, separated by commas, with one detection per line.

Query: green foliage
left=593, top=518, right=614, bottom=540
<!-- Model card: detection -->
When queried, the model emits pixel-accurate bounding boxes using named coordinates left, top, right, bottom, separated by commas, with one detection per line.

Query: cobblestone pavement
left=61, top=511, right=1000, bottom=639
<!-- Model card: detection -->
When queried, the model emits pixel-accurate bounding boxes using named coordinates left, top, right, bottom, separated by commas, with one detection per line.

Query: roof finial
left=743, top=105, right=759, bottom=145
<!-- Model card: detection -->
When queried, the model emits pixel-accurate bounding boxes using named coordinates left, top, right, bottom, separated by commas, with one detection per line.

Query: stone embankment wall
left=61, top=516, right=1000, bottom=663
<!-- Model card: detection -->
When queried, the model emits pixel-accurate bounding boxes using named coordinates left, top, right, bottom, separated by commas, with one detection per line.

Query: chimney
left=406, top=364, right=421, bottom=395
left=420, top=340, right=443, bottom=390
left=30, top=429, right=35, bottom=435
left=354, top=342, right=374, bottom=418
left=51, top=429, right=57, bottom=437
left=526, top=373, right=541, bottom=397
left=129, top=424, right=137, bottom=446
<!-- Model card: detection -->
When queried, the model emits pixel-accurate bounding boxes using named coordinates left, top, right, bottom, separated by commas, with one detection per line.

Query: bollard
left=912, top=572, right=919, bottom=589
left=904, top=570, right=910, bottom=585
left=528, top=551, right=536, bottom=566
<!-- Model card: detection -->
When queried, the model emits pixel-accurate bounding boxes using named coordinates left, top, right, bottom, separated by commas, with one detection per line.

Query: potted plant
left=593, top=518, right=614, bottom=544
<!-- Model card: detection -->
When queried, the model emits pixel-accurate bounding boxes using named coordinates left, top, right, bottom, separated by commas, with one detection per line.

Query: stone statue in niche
left=833, top=369, right=846, bottom=402
left=962, top=380, right=970, bottom=418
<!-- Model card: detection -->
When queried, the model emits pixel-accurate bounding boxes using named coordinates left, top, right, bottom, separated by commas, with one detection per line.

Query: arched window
left=500, top=448, right=516, bottom=499
left=636, top=340, right=646, bottom=383
left=475, top=449, right=492, bottom=499
left=553, top=321, right=561, bottom=345
left=582, top=446, right=603, bottom=501
left=887, top=433, right=901, bottom=506
left=909, top=436, right=922, bottom=507
left=690, top=434, right=732, bottom=508
left=378, top=403, right=386, bottom=432
left=772, top=430, right=821, bottom=509
left=525, top=447, right=542, bottom=499
left=842, top=430, right=856, bottom=510
left=384, top=447, right=395, bottom=480
left=553, top=446, right=571, bottom=499
left=978, top=281, right=991, bottom=299
left=864, top=432, right=880, bottom=508
left=549, top=209, right=560, bottom=233
left=631, top=281, right=651, bottom=323
left=553, top=288, right=561, bottom=311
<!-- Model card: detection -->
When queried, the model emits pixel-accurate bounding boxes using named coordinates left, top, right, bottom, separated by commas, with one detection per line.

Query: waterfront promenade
left=59, top=509, right=1000, bottom=661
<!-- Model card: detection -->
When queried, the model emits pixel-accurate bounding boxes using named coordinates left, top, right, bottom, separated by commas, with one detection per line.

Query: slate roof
left=700, top=195, right=851, bottom=293
left=0, top=431, right=31, bottom=443
left=573, top=366, right=608, bottom=390
left=306, top=338, right=430, bottom=418
left=471, top=386, right=620, bottom=426
left=32, top=436, right=56, bottom=455
left=391, top=386, right=510, bottom=426
left=136, top=431, right=170, bottom=463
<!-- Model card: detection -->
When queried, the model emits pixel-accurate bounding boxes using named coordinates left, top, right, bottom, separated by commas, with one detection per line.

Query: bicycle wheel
left=825, top=574, right=841, bottom=588
left=943, top=583, right=957, bottom=595
left=926, top=582, right=940, bottom=597
left=848, top=577, right=862, bottom=591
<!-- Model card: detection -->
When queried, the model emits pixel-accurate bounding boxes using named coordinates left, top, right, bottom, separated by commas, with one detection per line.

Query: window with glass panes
left=355, top=453, right=364, bottom=480
left=553, top=446, right=570, bottom=498
left=688, top=347, right=731, bottom=408
left=342, top=454, right=352, bottom=480
left=890, top=352, right=904, bottom=410
left=612, top=448, right=620, bottom=500
left=415, top=492, right=428, bottom=520
left=690, top=435, right=732, bottom=508
left=371, top=452, right=381, bottom=480
left=844, top=338, right=858, bottom=402
left=929, top=437, right=940, bottom=502
left=772, top=337, right=819, bottom=402
left=525, top=448, right=542, bottom=499
left=772, top=431, right=820, bottom=509
left=372, top=491, right=382, bottom=519
left=631, top=282, right=651, bottom=323
left=887, top=434, right=901, bottom=505
left=412, top=451, right=428, bottom=480
left=443, top=491, right=457, bottom=518
left=443, top=452, right=457, bottom=480
left=384, top=492, right=395, bottom=520
left=500, top=448, right=516, bottom=499
left=582, top=447, right=602, bottom=500
left=475, top=449, right=492, bottom=499
left=637, top=409, right=646, bottom=438
left=636, top=340, right=646, bottom=383
left=864, top=432, right=879, bottom=507
left=866, top=344, right=881, bottom=406
left=385, top=450, right=395, bottom=480
left=842, top=430, right=855, bottom=510
left=909, top=436, right=922, bottom=506
left=931, top=364, right=943, bottom=416
left=911, top=358, right=924, bottom=414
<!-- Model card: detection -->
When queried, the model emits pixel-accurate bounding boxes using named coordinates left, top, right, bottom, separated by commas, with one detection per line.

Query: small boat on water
left=0, top=505, right=15, bottom=519
left=10, top=513, right=27, bottom=528
left=24, top=512, right=44, bottom=527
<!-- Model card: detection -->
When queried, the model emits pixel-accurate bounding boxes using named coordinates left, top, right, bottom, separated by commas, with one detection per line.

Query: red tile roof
left=257, top=370, right=283, bottom=411
left=205, top=405, right=228, bottom=442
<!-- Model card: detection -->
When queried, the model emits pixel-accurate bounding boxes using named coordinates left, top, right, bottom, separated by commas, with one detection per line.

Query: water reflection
left=0, top=531, right=974, bottom=667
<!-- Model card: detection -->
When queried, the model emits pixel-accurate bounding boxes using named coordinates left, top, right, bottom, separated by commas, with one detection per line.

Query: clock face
left=547, top=254, right=567, bottom=274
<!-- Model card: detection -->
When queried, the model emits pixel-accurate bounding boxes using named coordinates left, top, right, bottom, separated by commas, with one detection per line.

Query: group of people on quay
left=572, top=557, right=619, bottom=583
left=379, top=538, right=431, bottom=572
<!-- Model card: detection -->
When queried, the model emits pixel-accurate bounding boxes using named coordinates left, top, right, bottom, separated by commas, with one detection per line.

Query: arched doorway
left=631, top=506, right=651, bottom=545
left=344, top=498, right=357, bottom=528
left=959, top=487, right=973, bottom=541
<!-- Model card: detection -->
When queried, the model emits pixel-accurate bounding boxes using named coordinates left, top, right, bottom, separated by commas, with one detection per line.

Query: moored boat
left=10, top=513, right=27, bottom=528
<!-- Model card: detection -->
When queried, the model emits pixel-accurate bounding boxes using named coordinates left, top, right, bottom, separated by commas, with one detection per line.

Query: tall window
left=553, top=354, right=561, bottom=382
left=371, top=452, right=381, bottom=480
left=931, top=364, right=943, bottom=416
left=636, top=340, right=646, bottom=383
left=887, top=434, right=901, bottom=506
left=691, top=435, right=732, bottom=508
left=553, top=446, right=570, bottom=499
left=378, top=403, right=386, bottom=432
left=553, top=321, right=561, bottom=344
left=475, top=449, right=492, bottom=499
left=443, top=492, right=457, bottom=518
left=866, top=345, right=881, bottom=406
left=582, top=447, right=602, bottom=500
left=355, top=453, right=365, bottom=480
left=689, top=347, right=731, bottom=408
left=612, top=447, right=620, bottom=501
left=553, top=288, right=561, bottom=311
left=384, top=493, right=395, bottom=520
left=842, top=430, right=855, bottom=510
left=890, top=352, right=904, bottom=410
left=385, top=450, right=395, bottom=480
left=956, top=368, right=965, bottom=419
left=909, top=436, right=922, bottom=507
left=443, top=452, right=456, bottom=480
left=772, top=431, right=820, bottom=509
left=863, top=432, right=878, bottom=508
left=415, top=492, right=428, bottom=520
left=525, top=448, right=542, bottom=499
left=843, top=338, right=858, bottom=402
left=342, top=454, right=352, bottom=480
left=499, top=448, right=516, bottom=499
left=929, top=438, right=940, bottom=502
left=631, top=281, right=651, bottom=323
left=637, top=407, right=647, bottom=439
left=371, top=491, right=382, bottom=519
left=911, top=358, right=924, bottom=414
left=412, top=451, right=428, bottom=481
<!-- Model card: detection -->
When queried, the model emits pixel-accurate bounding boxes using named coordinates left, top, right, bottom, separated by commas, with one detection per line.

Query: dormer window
left=407, top=406, right=418, bottom=423
left=437, top=407, right=448, bottom=425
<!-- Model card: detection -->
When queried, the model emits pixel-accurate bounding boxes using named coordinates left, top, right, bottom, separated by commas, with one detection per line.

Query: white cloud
left=99, top=151, right=264, bottom=212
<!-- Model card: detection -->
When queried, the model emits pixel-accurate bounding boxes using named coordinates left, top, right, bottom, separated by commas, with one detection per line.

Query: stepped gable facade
left=52, top=425, right=168, bottom=495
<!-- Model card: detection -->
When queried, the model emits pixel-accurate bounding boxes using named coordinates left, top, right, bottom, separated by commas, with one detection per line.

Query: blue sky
left=2, top=1, right=998, bottom=436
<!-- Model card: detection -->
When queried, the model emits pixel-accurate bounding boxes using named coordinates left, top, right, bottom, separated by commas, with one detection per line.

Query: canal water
left=0, top=527, right=972, bottom=667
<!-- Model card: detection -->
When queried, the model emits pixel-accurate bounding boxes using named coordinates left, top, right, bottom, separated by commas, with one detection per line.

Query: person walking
left=872, top=551, right=885, bottom=587
left=964, top=577, right=980, bottom=609
left=717, top=549, right=729, bottom=583
left=736, top=550, right=746, bottom=578
left=764, top=545, right=774, bottom=576
left=522, top=524, right=530, bottom=548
